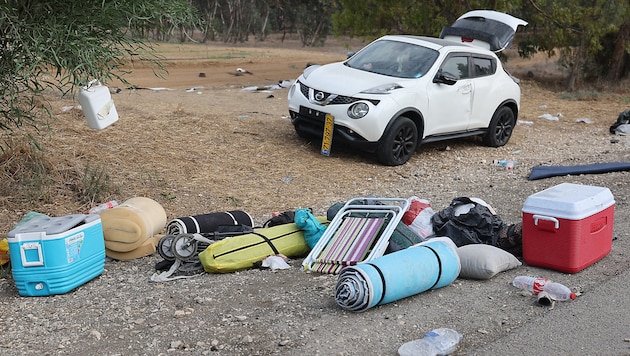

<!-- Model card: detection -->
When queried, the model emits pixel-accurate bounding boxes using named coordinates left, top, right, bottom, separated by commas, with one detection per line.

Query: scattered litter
left=237, top=115, right=249, bottom=119
left=610, top=109, right=630, bottom=134
left=612, top=124, right=630, bottom=135
left=61, top=105, right=81, bottom=112
left=198, top=72, right=206, bottom=77
left=517, top=120, right=534, bottom=126
left=242, top=80, right=295, bottom=92
left=280, top=177, right=293, bottom=183
left=398, top=328, right=462, bottom=356
left=575, top=117, right=593, bottom=124
left=186, top=86, right=204, bottom=93
left=236, top=67, right=253, bottom=74
left=260, top=255, right=290, bottom=271
left=127, top=86, right=175, bottom=92
left=228, top=67, right=254, bottom=76
left=148, top=87, right=174, bottom=92
left=538, top=104, right=547, bottom=109
left=538, top=113, right=562, bottom=121
left=493, top=159, right=519, bottom=170
left=278, top=80, right=293, bottom=88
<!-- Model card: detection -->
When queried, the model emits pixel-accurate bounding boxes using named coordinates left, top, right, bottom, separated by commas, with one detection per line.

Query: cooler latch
left=20, top=242, right=44, bottom=267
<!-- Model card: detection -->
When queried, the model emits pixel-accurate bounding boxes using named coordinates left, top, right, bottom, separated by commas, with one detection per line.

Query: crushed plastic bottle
left=493, top=159, right=519, bottom=170
left=512, top=276, right=576, bottom=301
left=87, top=200, right=118, bottom=214
left=398, top=328, right=462, bottom=356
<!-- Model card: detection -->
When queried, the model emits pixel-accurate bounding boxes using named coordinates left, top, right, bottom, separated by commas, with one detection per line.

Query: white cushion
left=457, top=244, right=521, bottom=279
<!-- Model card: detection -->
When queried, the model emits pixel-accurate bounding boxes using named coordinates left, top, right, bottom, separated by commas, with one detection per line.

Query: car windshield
left=345, top=39, right=439, bottom=79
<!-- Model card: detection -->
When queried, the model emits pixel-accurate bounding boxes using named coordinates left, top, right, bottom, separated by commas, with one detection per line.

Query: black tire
left=483, top=106, right=515, bottom=147
left=377, top=116, right=418, bottom=166
left=157, top=235, right=176, bottom=261
left=172, top=234, right=199, bottom=261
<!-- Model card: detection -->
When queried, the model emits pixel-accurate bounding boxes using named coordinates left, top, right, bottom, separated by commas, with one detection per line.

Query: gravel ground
left=1, top=42, right=629, bottom=355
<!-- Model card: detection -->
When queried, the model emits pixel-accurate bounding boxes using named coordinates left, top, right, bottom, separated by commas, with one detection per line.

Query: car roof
left=378, top=35, right=490, bottom=53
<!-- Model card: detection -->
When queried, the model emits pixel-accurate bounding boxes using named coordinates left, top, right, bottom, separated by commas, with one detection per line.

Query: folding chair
left=303, top=197, right=410, bottom=274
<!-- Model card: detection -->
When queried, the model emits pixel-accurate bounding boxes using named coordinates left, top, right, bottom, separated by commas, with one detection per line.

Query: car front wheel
left=377, top=116, right=418, bottom=166
left=483, top=106, right=515, bottom=147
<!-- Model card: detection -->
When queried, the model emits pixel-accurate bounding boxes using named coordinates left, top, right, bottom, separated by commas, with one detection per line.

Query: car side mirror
left=433, top=71, right=458, bottom=85
left=346, top=51, right=355, bottom=59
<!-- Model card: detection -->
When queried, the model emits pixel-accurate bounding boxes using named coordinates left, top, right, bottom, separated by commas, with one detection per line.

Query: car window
left=440, top=56, right=469, bottom=79
left=472, top=56, right=495, bottom=77
left=345, top=39, right=439, bottom=79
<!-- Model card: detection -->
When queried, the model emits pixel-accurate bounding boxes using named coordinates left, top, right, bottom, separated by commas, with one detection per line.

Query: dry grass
left=1, top=41, right=629, bottom=233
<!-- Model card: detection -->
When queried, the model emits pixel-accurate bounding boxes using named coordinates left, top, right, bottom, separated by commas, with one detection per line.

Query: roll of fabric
left=105, top=235, right=161, bottom=261
left=166, top=210, right=254, bottom=235
left=199, top=216, right=328, bottom=273
left=334, top=237, right=460, bottom=312
left=101, top=197, right=167, bottom=252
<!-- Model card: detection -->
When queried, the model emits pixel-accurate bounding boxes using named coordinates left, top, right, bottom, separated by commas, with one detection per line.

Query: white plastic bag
left=402, top=196, right=435, bottom=239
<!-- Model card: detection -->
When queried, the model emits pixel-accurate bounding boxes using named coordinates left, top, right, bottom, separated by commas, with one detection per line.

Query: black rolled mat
left=528, top=162, right=630, bottom=180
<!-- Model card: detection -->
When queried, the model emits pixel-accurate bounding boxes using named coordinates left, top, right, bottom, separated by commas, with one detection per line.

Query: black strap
left=251, top=232, right=280, bottom=255
left=213, top=230, right=294, bottom=258
left=423, top=245, right=442, bottom=290
left=366, top=263, right=387, bottom=306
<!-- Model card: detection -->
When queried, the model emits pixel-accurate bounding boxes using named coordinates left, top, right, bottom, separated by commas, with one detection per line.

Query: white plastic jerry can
left=77, top=80, right=119, bottom=130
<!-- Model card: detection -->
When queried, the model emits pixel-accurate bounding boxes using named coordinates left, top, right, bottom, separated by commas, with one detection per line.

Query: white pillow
left=457, top=244, right=521, bottom=279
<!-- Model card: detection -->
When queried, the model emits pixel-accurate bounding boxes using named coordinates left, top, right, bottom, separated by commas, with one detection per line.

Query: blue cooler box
left=7, top=214, right=105, bottom=296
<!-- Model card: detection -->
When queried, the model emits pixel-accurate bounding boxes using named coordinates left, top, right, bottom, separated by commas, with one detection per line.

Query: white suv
left=288, top=10, right=527, bottom=165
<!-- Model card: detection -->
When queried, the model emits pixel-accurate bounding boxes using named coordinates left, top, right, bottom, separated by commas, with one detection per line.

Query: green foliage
left=332, top=0, right=523, bottom=38
left=0, top=0, right=200, bottom=151
left=519, top=0, right=630, bottom=89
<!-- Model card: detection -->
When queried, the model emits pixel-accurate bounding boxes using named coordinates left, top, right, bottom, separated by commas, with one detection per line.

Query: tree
left=0, top=0, right=200, bottom=151
left=520, top=0, right=629, bottom=90
left=332, top=0, right=522, bottom=38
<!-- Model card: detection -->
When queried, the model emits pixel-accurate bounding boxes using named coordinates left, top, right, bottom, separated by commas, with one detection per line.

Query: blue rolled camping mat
left=334, top=238, right=460, bottom=312
left=166, top=210, right=254, bottom=235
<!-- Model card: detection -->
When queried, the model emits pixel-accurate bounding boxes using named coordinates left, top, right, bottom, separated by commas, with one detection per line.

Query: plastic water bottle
left=512, top=276, right=576, bottom=301
left=493, top=159, right=518, bottom=170
left=398, top=328, right=462, bottom=356
left=87, top=200, right=118, bottom=214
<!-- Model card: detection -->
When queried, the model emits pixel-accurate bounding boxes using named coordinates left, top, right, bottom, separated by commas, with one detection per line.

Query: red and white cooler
left=522, top=183, right=615, bottom=273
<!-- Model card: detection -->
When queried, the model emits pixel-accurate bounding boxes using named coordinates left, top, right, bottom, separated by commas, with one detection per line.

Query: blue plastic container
left=335, top=238, right=460, bottom=312
left=7, top=214, right=105, bottom=296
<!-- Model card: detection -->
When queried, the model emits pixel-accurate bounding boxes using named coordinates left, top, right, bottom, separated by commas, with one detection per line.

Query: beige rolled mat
left=106, top=235, right=161, bottom=261
left=101, top=197, right=167, bottom=252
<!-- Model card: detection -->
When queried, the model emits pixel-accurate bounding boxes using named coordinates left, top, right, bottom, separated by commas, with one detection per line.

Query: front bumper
left=289, top=106, right=378, bottom=151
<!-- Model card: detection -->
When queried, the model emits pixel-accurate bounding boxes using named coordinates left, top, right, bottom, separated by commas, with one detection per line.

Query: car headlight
left=360, top=83, right=402, bottom=94
left=348, top=102, right=369, bottom=119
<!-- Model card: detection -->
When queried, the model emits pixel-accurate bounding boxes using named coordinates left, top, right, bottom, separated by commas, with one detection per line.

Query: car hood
left=300, top=62, right=412, bottom=96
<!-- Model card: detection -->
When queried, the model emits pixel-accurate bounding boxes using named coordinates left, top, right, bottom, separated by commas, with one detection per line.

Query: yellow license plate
left=321, top=114, right=334, bottom=156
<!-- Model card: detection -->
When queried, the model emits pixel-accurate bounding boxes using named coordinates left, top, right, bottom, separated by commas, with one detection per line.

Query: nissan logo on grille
left=314, top=91, right=326, bottom=101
